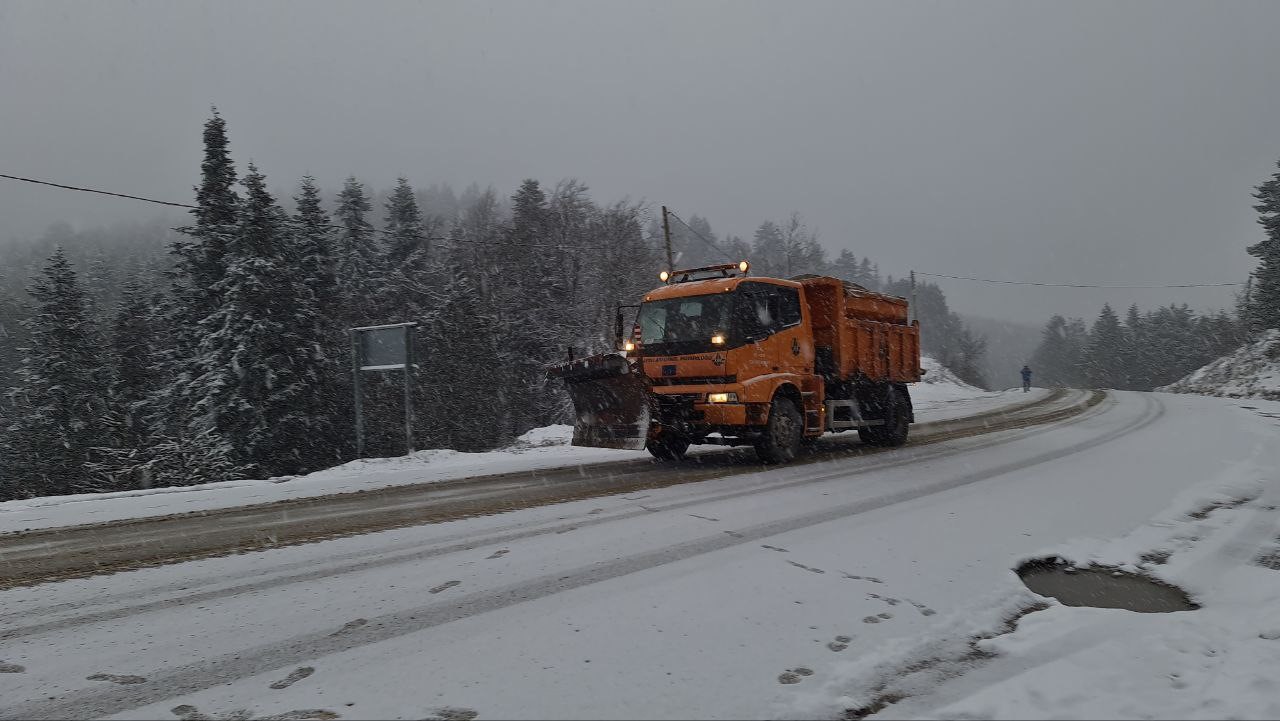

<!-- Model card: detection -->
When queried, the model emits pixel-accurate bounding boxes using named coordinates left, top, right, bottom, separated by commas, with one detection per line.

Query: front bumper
left=650, top=387, right=766, bottom=432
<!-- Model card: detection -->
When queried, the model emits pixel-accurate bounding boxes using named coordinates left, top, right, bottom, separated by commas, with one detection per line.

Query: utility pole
left=661, top=205, right=674, bottom=273
left=909, top=270, right=917, bottom=324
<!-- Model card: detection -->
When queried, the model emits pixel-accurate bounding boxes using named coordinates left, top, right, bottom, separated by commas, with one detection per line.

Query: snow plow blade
left=547, top=353, right=653, bottom=451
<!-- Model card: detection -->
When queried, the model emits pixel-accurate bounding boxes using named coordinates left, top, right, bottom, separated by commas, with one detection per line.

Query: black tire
left=858, top=386, right=910, bottom=447
left=754, top=396, right=803, bottom=464
left=646, top=433, right=689, bottom=461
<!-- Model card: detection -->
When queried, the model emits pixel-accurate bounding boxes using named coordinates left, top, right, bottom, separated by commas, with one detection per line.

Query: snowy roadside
left=0, top=359, right=1035, bottom=534
left=1159, top=329, right=1280, bottom=400
left=784, top=395, right=1280, bottom=720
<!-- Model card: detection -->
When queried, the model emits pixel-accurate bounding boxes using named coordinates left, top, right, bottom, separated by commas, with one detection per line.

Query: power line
left=0, top=171, right=625, bottom=251
left=12, top=171, right=1234, bottom=281
left=665, top=209, right=735, bottom=262
left=916, top=271, right=1241, bottom=289
left=0, top=173, right=198, bottom=209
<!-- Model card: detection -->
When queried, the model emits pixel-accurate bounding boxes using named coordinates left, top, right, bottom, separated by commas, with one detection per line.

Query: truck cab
left=631, top=268, right=823, bottom=462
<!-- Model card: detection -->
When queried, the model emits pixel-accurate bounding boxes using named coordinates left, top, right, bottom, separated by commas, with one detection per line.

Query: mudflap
left=547, top=353, right=654, bottom=451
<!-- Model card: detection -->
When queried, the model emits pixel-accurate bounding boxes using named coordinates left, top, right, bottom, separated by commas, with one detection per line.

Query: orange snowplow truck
left=548, top=262, right=922, bottom=464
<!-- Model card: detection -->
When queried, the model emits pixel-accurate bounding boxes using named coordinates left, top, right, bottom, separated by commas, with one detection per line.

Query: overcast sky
left=3, top=0, right=1279, bottom=323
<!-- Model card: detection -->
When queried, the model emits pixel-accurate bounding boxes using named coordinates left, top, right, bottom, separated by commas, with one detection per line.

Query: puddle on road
left=1016, top=558, right=1198, bottom=613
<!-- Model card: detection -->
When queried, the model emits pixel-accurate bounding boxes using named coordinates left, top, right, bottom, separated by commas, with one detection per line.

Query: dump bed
left=797, top=276, right=921, bottom=384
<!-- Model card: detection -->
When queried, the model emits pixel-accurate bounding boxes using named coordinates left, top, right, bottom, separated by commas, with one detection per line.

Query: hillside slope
left=1157, top=329, right=1280, bottom=400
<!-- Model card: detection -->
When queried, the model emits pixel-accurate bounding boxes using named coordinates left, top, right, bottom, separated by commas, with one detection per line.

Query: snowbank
left=0, top=356, right=1014, bottom=533
left=1158, top=329, right=1280, bottom=400
left=790, top=396, right=1280, bottom=720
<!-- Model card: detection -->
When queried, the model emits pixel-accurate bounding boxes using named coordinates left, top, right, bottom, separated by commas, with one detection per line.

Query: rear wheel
left=754, top=396, right=803, bottom=464
left=858, top=385, right=910, bottom=447
left=646, top=433, right=689, bottom=461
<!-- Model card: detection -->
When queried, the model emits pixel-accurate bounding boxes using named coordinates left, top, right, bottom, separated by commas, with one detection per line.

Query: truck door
left=735, top=283, right=813, bottom=377
left=773, top=285, right=813, bottom=375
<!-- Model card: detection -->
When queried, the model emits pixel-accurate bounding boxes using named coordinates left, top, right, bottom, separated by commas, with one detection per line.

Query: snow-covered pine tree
left=493, top=179, right=554, bottom=436
left=172, top=109, right=240, bottom=325
left=154, top=110, right=242, bottom=445
left=0, top=248, right=117, bottom=499
left=0, top=276, right=27, bottom=394
left=110, top=274, right=157, bottom=449
left=384, top=177, right=428, bottom=266
left=333, top=176, right=381, bottom=328
left=1248, top=158, right=1280, bottom=332
left=1121, top=304, right=1148, bottom=390
left=295, top=176, right=337, bottom=307
left=858, top=257, right=881, bottom=290
left=751, top=221, right=786, bottom=277
left=1029, top=315, right=1088, bottom=388
left=1084, top=304, right=1126, bottom=389
left=379, top=176, right=440, bottom=323
left=829, top=249, right=861, bottom=284
left=723, top=234, right=752, bottom=264
left=187, top=164, right=326, bottom=476
left=292, top=175, right=348, bottom=465
left=421, top=260, right=504, bottom=451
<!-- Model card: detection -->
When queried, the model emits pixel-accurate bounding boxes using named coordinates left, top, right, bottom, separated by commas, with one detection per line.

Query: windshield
left=636, top=294, right=734, bottom=354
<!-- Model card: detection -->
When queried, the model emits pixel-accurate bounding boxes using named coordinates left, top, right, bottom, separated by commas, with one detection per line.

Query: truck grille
left=655, top=393, right=704, bottom=422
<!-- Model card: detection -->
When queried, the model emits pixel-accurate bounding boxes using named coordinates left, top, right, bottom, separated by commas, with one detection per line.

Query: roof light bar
left=660, top=260, right=751, bottom=284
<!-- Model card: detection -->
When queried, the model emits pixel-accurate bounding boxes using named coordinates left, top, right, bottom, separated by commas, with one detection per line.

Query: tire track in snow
left=0, top=392, right=1080, bottom=591
left=3, top=395, right=1166, bottom=721
left=0, top=392, right=1106, bottom=642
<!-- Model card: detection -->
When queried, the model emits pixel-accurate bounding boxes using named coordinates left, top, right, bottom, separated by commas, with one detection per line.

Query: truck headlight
left=706, top=392, right=739, bottom=403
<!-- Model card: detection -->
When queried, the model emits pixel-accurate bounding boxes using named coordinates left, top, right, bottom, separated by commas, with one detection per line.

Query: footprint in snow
left=827, top=635, right=852, bottom=652
left=688, top=513, right=719, bottom=522
left=87, top=673, right=147, bottom=685
left=867, top=593, right=900, bottom=606
left=330, top=618, right=367, bottom=636
left=842, top=573, right=883, bottom=584
left=0, top=662, right=24, bottom=673
left=723, top=530, right=744, bottom=538
left=862, top=613, right=895, bottom=624
left=269, top=666, right=315, bottom=690
left=170, top=705, right=211, bottom=721
left=260, top=710, right=340, bottom=720
left=905, top=599, right=937, bottom=616
left=762, top=545, right=789, bottom=553
left=485, top=549, right=509, bottom=559
left=171, top=706, right=337, bottom=721
left=429, top=580, right=460, bottom=594
left=777, top=667, right=813, bottom=685
left=786, top=560, right=825, bottom=574
left=423, top=707, right=479, bottom=721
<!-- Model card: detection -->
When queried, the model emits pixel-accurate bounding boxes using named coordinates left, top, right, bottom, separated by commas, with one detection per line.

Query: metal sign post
left=350, top=322, right=417, bottom=458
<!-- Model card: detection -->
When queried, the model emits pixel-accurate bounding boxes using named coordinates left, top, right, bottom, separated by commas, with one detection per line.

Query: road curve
left=0, top=390, right=1166, bottom=721
left=0, top=389, right=1099, bottom=589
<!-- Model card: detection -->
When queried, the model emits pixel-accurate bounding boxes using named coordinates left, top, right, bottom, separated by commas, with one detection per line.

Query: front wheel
left=646, top=433, right=689, bottom=461
left=754, top=397, right=803, bottom=464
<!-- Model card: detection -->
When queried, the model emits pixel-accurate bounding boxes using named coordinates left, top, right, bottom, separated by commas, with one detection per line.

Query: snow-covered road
left=2, top=391, right=1277, bottom=720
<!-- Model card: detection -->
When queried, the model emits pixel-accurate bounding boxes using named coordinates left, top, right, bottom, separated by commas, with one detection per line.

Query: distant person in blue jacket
left=1021, top=365, right=1032, bottom=392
